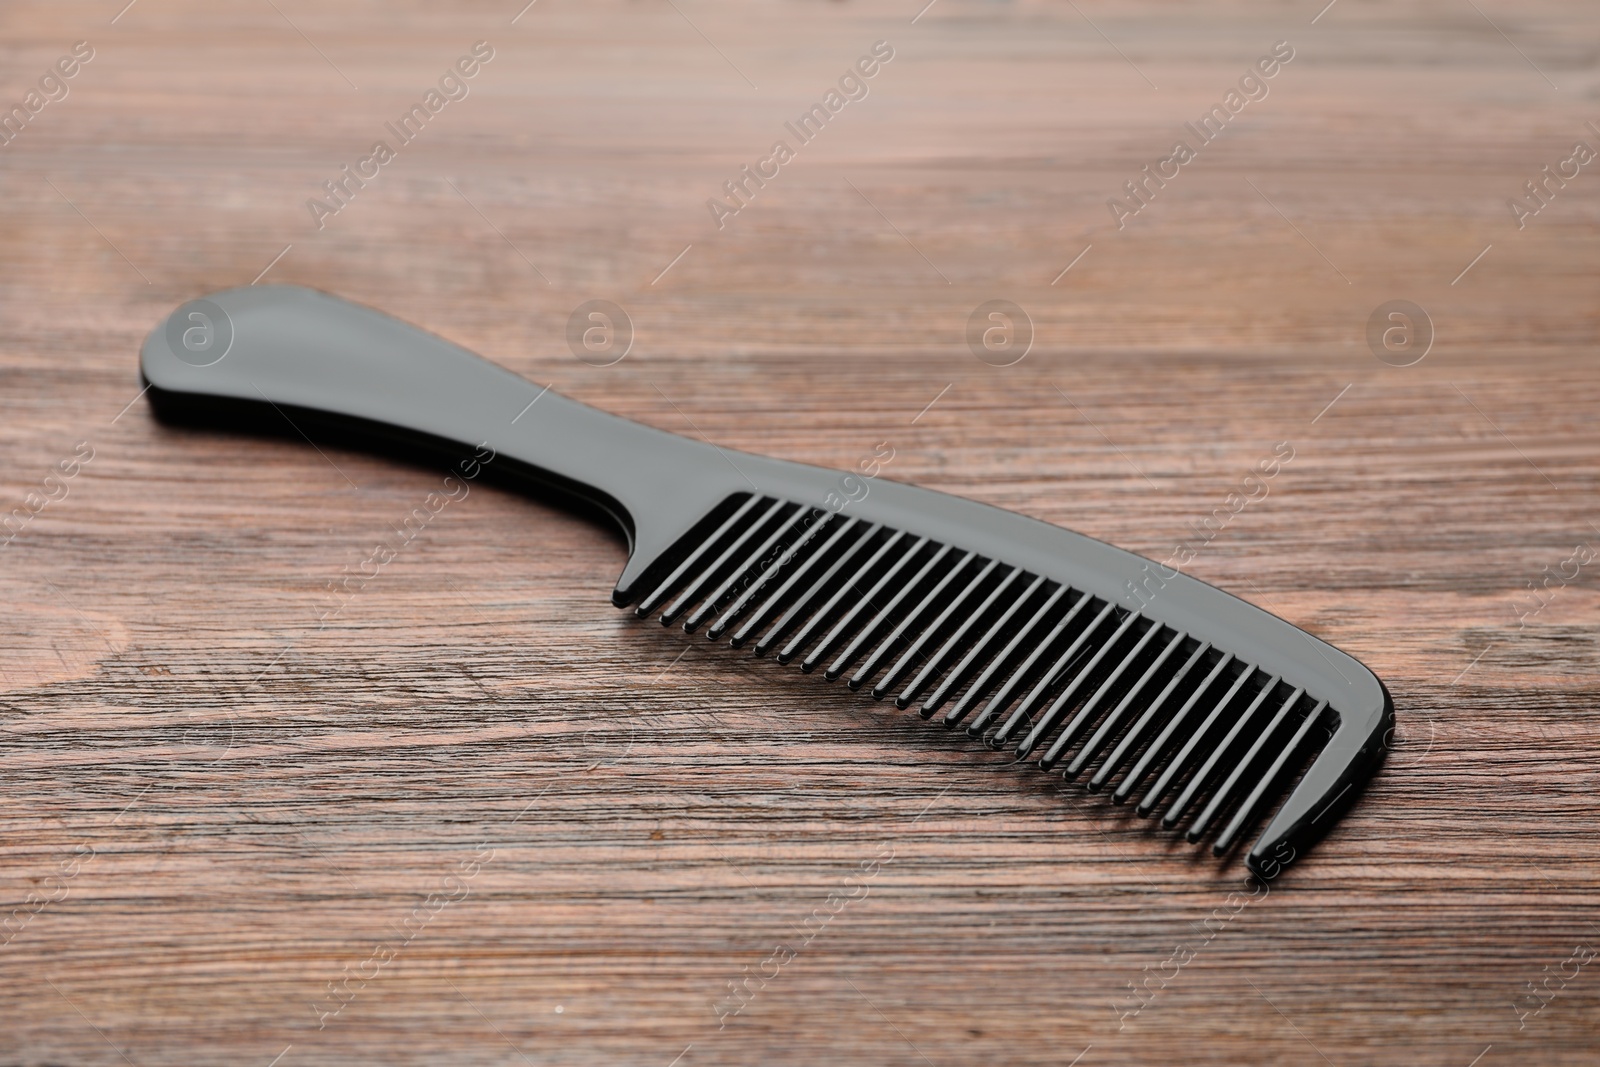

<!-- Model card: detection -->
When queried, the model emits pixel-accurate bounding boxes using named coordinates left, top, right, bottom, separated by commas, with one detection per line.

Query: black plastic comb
left=140, top=287, right=1393, bottom=877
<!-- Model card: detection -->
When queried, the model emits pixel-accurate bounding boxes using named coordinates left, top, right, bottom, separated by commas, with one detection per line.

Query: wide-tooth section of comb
left=658, top=498, right=790, bottom=627
left=943, top=583, right=1077, bottom=729
left=624, top=493, right=1376, bottom=870
left=1061, top=628, right=1188, bottom=779
left=874, top=557, right=1002, bottom=701
left=886, top=561, right=1015, bottom=706
left=710, top=510, right=837, bottom=642
left=918, top=573, right=1048, bottom=718
left=826, top=542, right=953, bottom=682
left=849, top=549, right=976, bottom=690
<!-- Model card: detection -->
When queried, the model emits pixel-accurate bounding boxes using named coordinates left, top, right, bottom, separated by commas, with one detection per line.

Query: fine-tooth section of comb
left=623, top=488, right=1390, bottom=877
left=1160, top=673, right=1281, bottom=829
left=1090, top=638, right=1211, bottom=793
left=1136, top=663, right=1257, bottom=818
left=1114, top=650, right=1236, bottom=807
left=991, top=605, right=1143, bottom=750
left=800, top=532, right=925, bottom=674
left=967, top=595, right=1113, bottom=741
left=141, top=286, right=1392, bottom=879
left=683, top=504, right=817, bottom=634
left=1188, top=686, right=1305, bottom=843
left=635, top=495, right=765, bottom=619
left=1212, top=699, right=1331, bottom=858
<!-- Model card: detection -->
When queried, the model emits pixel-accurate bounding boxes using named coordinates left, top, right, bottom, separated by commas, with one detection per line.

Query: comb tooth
left=1137, top=665, right=1257, bottom=818
left=805, top=536, right=930, bottom=675
left=659, top=498, right=788, bottom=627
left=741, top=517, right=867, bottom=652
left=1161, top=674, right=1280, bottom=830
left=941, top=585, right=1076, bottom=729
left=685, top=505, right=813, bottom=633
left=1069, top=629, right=1188, bottom=782
left=635, top=495, right=764, bottom=617
left=992, top=607, right=1145, bottom=751
left=972, top=599, right=1115, bottom=741
left=1213, top=699, right=1328, bottom=856
left=766, top=523, right=890, bottom=663
left=1112, top=649, right=1231, bottom=805
left=714, top=511, right=836, bottom=643
left=849, top=549, right=976, bottom=691
left=918, top=573, right=1045, bottom=718
left=877, top=558, right=1003, bottom=702
left=778, top=529, right=908, bottom=667
left=1188, top=686, right=1305, bottom=844
left=1030, top=618, right=1164, bottom=768
left=828, top=542, right=953, bottom=683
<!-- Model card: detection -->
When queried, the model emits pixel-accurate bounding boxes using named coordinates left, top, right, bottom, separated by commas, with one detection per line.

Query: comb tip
left=1246, top=681, right=1393, bottom=878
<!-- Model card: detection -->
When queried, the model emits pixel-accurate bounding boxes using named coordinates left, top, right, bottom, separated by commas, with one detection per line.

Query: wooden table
left=2, top=0, right=1597, bottom=1063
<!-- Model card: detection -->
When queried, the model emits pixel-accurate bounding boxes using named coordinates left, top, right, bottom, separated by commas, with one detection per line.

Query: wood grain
left=2, top=0, right=1598, bottom=1063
